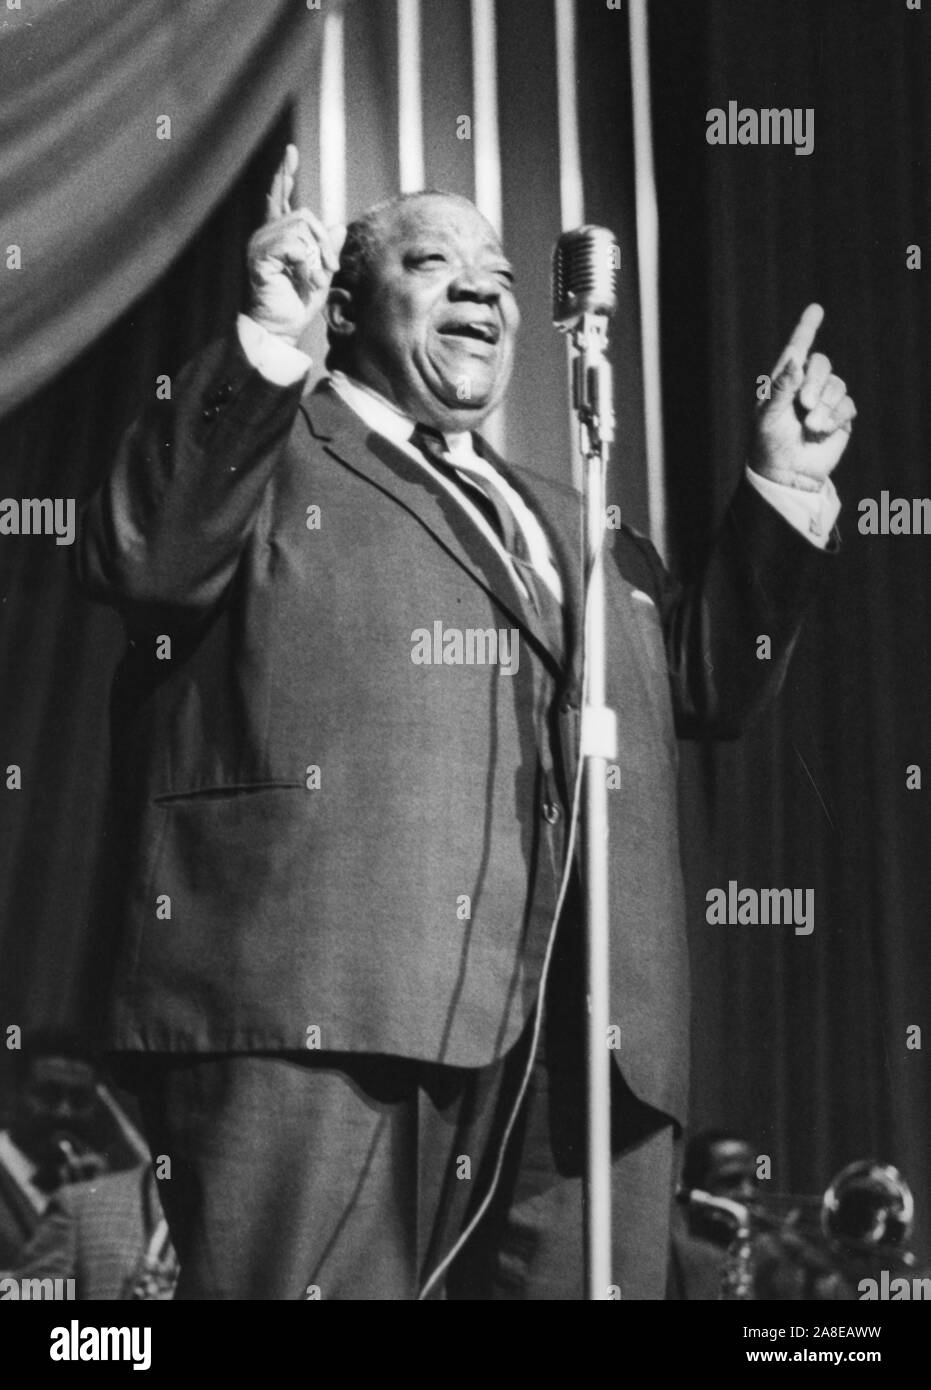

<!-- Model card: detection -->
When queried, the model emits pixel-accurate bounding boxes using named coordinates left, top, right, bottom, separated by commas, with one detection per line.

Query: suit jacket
left=75, top=330, right=833, bottom=1125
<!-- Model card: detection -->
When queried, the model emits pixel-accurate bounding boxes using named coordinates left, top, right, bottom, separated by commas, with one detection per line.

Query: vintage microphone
left=553, top=226, right=620, bottom=1300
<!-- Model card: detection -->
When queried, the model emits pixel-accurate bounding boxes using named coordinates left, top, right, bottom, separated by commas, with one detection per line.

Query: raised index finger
left=772, top=302, right=825, bottom=377
left=265, top=144, right=299, bottom=223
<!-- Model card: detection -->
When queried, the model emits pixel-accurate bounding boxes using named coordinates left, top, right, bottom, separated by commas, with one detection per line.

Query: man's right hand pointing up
left=246, top=144, right=346, bottom=347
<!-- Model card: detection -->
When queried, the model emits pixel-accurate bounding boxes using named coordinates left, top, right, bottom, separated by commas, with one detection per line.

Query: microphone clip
left=570, top=313, right=616, bottom=457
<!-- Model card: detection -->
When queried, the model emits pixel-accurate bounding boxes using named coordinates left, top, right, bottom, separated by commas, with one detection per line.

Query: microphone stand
left=570, top=311, right=617, bottom=1300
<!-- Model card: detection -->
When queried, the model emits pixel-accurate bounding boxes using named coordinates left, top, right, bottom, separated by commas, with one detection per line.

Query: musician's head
left=684, top=1129, right=758, bottom=1206
left=8, top=1028, right=101, bottom=1175
left=325, top=191, right=519, bottom=434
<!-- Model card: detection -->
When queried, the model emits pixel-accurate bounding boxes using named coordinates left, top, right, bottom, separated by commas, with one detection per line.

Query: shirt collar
left=327, top=371, right=471, bottom=456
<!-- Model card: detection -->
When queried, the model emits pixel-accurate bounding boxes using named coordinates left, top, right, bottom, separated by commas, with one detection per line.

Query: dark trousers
left=126, top=925, right=676, bottom=1300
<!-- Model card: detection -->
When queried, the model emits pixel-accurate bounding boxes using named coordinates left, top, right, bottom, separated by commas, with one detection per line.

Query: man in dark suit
left=75, top=145, right=855, bottom=1299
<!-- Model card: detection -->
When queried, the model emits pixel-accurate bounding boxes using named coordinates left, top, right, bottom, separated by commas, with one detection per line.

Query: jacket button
left=542, top=800, right=561, bottom=825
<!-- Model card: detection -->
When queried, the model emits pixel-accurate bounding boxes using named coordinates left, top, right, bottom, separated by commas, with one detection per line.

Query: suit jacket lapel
left=299, top=385, right=569, bottom=669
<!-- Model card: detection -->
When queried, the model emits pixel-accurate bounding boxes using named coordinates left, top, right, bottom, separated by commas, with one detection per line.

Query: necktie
left=410, top=423, right=519, bottom=548
left=409, top=423, right=564, bottom=657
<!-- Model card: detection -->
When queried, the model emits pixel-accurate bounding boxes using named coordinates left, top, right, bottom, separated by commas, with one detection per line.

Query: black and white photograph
left=0, top=0, right=928, bottom=1353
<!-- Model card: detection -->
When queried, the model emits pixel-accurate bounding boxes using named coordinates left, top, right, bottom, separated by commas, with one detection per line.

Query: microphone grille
left=552, top=226, right=619, bottom=328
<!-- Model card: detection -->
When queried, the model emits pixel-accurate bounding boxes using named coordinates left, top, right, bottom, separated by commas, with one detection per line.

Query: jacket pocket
left=151, top=780, right=305, bottom=804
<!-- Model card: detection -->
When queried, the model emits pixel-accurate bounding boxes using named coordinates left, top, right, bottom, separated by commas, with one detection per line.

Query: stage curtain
left=651, top=0, right=930, bottom=1256
left=0, top=0, right=328, bottom=419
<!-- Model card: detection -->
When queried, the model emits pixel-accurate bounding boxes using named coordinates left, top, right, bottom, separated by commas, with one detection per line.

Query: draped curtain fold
left=652, top=0, right=930, bottom=1257
left=0, top=0, right=330, bottom=419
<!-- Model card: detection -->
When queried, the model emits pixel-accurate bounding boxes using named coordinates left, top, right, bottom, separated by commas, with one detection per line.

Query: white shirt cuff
left=236, top=314, right=312, bottom=387
left=745, top=467, right=841, bottom=549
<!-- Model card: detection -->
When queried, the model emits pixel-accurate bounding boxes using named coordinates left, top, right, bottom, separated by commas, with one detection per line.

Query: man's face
left=11, top=1054, right=99, bottom=1170
left=704, top=1139, right=758, bottom=1207
left=341, top=195, right=520, bottom=433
